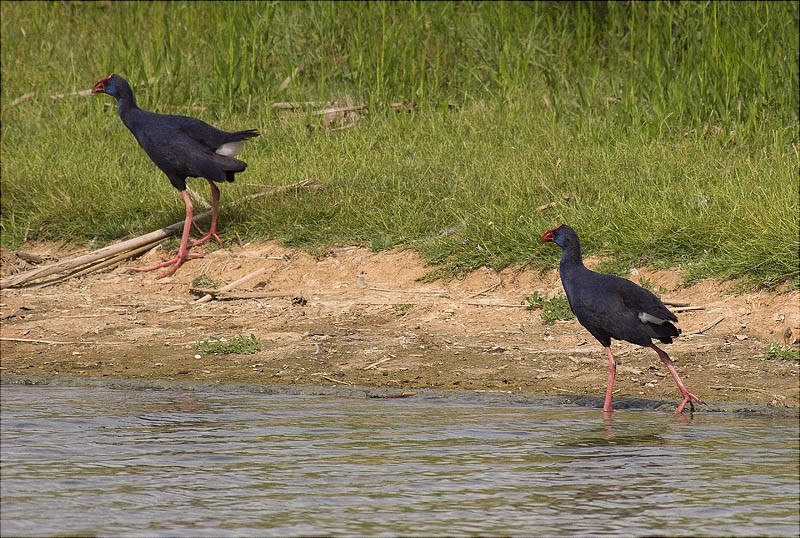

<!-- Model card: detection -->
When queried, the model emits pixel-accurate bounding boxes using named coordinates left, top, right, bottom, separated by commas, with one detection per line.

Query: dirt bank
left=1, top=241, right=798, bottom=410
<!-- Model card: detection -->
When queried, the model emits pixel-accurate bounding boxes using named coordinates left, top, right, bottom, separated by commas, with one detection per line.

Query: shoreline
left=2, top=240, right=798, bottom=411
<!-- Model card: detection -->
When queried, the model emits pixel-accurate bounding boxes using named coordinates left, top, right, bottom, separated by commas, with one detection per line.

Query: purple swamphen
left=92, top=74, right=259, bottom=278
left=541, top=224, right=702, bottom=414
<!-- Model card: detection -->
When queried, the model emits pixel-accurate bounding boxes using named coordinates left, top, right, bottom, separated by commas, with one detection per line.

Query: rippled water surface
left=1, top=384, right=798, bottom=536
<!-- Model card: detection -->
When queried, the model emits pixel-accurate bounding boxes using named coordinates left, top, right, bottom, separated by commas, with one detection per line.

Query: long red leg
left=189, top=180, right=222, bottom=248
left=603, top=346, right=617, bottom=413
left=130, top=190, right=203, bottom=278
left=651, top=344, right=703, bottom=414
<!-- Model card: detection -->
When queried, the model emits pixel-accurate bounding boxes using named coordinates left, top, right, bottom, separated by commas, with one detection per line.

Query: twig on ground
left=663, top=300, right=691, bottom=307
left=1, top=337, right=126, bottom=345
left=312, top=104, right=368, bottom=116
left=461, top=300, right=527, bottom=308
left=321, top=375, right=352, bottom=385
left=687, top=316, right=725, bottom=335
left=50, top=77, right=157, bottom=101
left=186, top=187, right=211, bottom=209
left=364, top=356, right=394, bottom=370
left=411, top=224, right=460, bottom=243
left=193, top=267, right=267, bottom=305
left=58, top=240, right=167, bottom=282
left=368, top=287, right=449, bottom=295
left=464, top=283, right=501, bottom=300
left=710, top=385, right=770, bottom=393
left=188, top=289, right=299, bottom=301
left=671, top=306, right=704, bottom=313
left=10, top=92, right=37, bottom=106
left=272, top=101, right=331, bottom=109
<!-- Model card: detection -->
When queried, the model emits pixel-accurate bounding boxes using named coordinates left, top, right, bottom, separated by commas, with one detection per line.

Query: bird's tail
left=230, top=129, right=260, bottom=141
left=651, top=321, right=681, bottom=344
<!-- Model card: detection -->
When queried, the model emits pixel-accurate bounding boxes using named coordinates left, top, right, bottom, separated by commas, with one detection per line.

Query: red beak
left=91, top=74, right=113, bottom=94
left=541, top=229, right=555, bottom=242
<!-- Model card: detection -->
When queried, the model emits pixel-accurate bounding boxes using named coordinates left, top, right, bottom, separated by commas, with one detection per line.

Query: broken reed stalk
left=0, top=336, right=126, bottom=345
left=67, top=240, right=168, bottom=279
left=1, top=177, right=322, bottom=289
left=311, top=104, right=368, bottom=116
left=272, top=101, right=332, bottom=109
left=671, top=306, right=704, bottom=313
left=189, top=289, right=300, bottom=300
left=368, top=287, right=449, bottom=295
left=687, top=315, right=725, bottom=335
left=193, top=267, right=268, bottom=304
left=33, top=240, right=168, bottom=289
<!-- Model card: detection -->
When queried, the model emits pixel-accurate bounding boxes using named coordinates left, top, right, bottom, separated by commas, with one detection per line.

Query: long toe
left=130, top=252, right=204, bottom=277
left=189, top=233, right=223, bottom=249
left=191, top=221, right=208, bottom=237
left=155, top=253, right=204, bottom=279
left=675, top=391, right=703, bottom=414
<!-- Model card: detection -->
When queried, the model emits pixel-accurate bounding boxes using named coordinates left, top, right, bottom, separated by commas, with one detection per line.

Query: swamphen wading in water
left=541, top=225, right=703, bottom=414
left=92, top=74, right=259, bottom=278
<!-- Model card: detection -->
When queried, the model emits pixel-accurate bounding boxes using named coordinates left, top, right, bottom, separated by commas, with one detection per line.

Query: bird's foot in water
left=130, top=252, right=204, bottom=279
left=675, top=391, right=703, bottom=414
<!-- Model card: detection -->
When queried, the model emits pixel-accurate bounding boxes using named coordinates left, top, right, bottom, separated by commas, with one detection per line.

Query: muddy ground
left=1, top=241, right=798, bottom=411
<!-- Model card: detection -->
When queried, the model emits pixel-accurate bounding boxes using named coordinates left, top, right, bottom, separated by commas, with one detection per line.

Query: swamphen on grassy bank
left=541, top=224, right=702, bottom=414
left=92, top=74, right=259, bottom=278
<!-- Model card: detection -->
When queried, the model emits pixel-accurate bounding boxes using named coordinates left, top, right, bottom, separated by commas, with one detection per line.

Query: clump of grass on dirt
left=191, top=275, right=223, bottom=290
left=525, top=292, right=575, bottom=325
left=1, top=2, right=797, bottom=288
left=763, top=344, right=799, bottom=362
left=196, top=334, right=262, bottom=355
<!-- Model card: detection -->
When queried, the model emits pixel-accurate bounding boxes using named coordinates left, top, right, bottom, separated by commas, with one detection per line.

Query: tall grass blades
left=1, top=1, right=797, bottom=287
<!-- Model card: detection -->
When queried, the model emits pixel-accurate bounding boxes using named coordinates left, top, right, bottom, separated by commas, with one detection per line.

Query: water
left=1, top=383, right=798, bottom=536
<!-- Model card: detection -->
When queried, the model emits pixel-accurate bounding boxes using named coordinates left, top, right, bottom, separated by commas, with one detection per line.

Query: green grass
left=524, top=291, right=575, bottom=325
left=763, top=344, right=800, bottom=362
left=196, top=334, right=262, bottom=355
left=2, top=2, right=798, bottom=288
left=191, top=275, right=223, bottom=290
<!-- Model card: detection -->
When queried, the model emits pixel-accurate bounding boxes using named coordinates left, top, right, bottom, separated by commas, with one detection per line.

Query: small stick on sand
left=321, top=375, right=352, bottom=385
left=663, top=300, right=691, bottom=307
left=461, top=301, right=527, bottom=308
left=368, top=287, right=449, bottom=295
left=710, top=385, right=770, bottom=393
left=464, top=283, right=501, bottom=300
left=687, top=316, right=725, bottom=335
left=193, top=267, right=268, bottom=305
left=671, top=306, right=705, bottom=313
left=1, top=337, right=126, bottom=345
left=364, top=356, right=393, bottom=370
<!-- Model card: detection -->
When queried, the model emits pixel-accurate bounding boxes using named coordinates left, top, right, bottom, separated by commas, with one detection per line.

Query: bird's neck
left=558, top=243, right=584, bottom=270
left=114, top=85, right=138, bottom=118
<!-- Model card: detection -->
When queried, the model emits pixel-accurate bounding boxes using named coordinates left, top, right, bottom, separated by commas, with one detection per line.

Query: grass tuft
left=525, top=292, right=575, bottom=325
left=196, top=334, right=262, bottom=355
left=763, top=344, right=799, bottom=362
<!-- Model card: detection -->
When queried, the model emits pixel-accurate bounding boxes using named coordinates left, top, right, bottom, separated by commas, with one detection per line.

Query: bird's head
left=541, top=225, right=563, bottom=246
left=541, top=224, right=578, bottom=249
left=91, top=74, right=118, bottom=97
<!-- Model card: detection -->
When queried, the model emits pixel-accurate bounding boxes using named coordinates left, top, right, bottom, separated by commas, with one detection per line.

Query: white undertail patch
left=215, top=140, right=244, bottom=157
left=639, top=311, right=666, bottom=325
